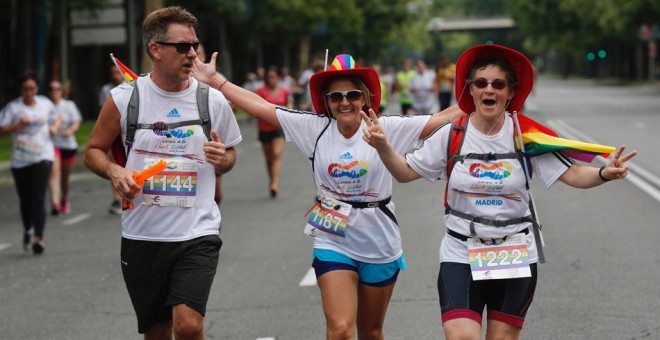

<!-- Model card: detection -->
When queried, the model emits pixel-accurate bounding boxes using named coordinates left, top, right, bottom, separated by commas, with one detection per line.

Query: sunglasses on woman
left=325, top=90, right=363, bottom=103
left=471, top=78, right=508, bottom=90
left=155, top=41, right=200, bottom=53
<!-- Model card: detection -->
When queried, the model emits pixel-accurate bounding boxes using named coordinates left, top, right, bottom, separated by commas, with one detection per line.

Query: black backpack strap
left=125, top=81, right=140, bottom=157
left=196, top=82, right=212, bottom=141
left=309, top=116, right=332, bottom=172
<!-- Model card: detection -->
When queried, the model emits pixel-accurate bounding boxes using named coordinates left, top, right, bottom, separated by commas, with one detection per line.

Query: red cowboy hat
left=454, top=44, right=534, bottom=113
left=309, top=54, right=381, bottom=116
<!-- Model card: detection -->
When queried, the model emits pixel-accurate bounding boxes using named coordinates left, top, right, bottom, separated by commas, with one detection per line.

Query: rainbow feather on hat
left=514, top=113, right=615, bottom=163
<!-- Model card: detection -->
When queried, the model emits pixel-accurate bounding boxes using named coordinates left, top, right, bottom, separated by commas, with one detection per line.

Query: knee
left=327, top=319, right=355, bottom=340
left=356, top=327, right=384, bottom=340
left=444, top=325, right=480, bottom=340
left=173, top=316, right=203, bottom=340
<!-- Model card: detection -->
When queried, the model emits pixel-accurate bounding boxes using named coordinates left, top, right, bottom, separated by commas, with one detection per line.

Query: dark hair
left=467, top=57, right=517, bottom=89
left=18, top=70, right=38, bottom=87
left=142, top=6, right=199, bottom=58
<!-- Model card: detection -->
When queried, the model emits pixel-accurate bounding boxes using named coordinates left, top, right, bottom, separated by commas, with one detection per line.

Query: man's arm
left=83, top=95, right=141, bottom=199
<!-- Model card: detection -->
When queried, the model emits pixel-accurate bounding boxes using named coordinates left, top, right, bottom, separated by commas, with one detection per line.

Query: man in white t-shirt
left=84, top=6, right=241, bottom=338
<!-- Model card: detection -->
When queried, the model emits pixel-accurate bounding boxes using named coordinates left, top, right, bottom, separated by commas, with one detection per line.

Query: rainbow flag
left=110, top=54, right=138, bottom=82
left=514, top=113, right=615, bottom=163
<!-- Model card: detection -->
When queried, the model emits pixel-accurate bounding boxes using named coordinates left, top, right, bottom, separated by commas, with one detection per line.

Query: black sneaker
left=32, top=240, right=44, bottom=255
left=109, top=200, right=122, bottom=215
left=23, top=234, right=31, bottom=252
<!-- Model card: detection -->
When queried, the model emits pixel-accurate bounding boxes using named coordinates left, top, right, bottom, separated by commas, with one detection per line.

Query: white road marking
left=256, top=338, right=275, bottom=340
left=0, top=243, right=11, bottom=252
left=547, top=119, right=660, bottom=202
left=299, top=267, right=317, bottom=286
left=62, top=213, right=92, bottom=226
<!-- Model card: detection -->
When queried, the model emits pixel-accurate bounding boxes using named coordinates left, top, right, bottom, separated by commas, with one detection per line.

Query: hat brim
left=455, top=44, right=534, bottom=113
left=309, top=68, right=381, bottom=116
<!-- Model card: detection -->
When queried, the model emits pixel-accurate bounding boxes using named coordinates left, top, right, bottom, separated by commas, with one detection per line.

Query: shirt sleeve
left=405, top=123, right=452, bottom=182
left=276, top=107, right=331, bottom=158
left=532, top=151, right=574, bottom=190
left=380, top=115, right=430, bottom=154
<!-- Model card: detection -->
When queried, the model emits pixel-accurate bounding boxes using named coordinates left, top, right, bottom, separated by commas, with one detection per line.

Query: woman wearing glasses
left=361, top=44, right=636, bottom=339
left=192, top=53, right=461, bottom=339
left=0, top=71, right=58, bottom=254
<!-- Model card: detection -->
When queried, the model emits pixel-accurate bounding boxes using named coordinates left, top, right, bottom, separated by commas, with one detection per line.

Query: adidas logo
left=166, top=108, right=181, bottom=118
left=340, top=152, right=352, bottom=160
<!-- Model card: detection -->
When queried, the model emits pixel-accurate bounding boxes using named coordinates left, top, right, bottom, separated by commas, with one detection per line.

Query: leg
left=356, top=282, right=395, bottom=340
left=438, top=262, right=484, bottom=340
left=144, top=321, right=172, bottom=340
left=269, top=136, right=285, bottom=191
left=485, top=319, right=521, bottom=340
left=49, top=154, right=61, bottom=214
left=172, top=304, right=204, bottom=340
left=59, top=156, right=74, bottom=213
left=30, top=161, right=52, bottom=240
left=317, top=270, right=359, bottom=340
left=12, top=166, right=33, bottom=250
left=443, top=318, right=481, bottom=340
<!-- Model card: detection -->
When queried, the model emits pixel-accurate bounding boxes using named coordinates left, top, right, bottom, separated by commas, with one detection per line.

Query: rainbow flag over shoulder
left=514, top=113, right=615, bottom=163
left=110, top=54, right=138, bottom=82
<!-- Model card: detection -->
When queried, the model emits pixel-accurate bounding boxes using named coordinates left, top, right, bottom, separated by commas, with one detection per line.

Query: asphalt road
left=0, top=78, right=659, bottom=339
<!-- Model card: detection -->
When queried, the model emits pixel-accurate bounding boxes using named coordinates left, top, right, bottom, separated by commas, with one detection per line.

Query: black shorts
left=258, top=129, right=284, bottom=143
left=120, top=235, right=222, bottom=334
left=437, top=262, right=537, bottom=329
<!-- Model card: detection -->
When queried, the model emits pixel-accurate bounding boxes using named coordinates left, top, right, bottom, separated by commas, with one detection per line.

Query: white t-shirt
left=406, top=114, right=573, bottom=264
left=111, top=76, right=242, bottom=241
left=0, top=95, right=56, bottom=168
left=276, top=107, right=429, bottom=263
left=410, top=70, right=436, bottom=113
left=51, top=99, right=82, bottom=150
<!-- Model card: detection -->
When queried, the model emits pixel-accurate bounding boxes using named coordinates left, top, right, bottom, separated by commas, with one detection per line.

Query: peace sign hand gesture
left=361, top=109, right=389, bottom=152
left=601, top=145, right=637, bottom=181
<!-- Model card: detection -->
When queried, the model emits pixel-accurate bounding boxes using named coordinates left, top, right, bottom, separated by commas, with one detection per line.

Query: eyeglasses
left=471, top=78, right=508, bottom=90
left=49, top=87, right=61, bottom=91
left=155, top=41, right=200, bottom=53
left=325, top=90, right=363, bottom=103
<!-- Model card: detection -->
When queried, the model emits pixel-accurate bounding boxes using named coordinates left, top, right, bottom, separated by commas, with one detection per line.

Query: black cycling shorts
left=258, top=129, right=285, bottom=143
left=120, top=235, right=222, bottom=334
left=437, top=262, right=537, bottom=329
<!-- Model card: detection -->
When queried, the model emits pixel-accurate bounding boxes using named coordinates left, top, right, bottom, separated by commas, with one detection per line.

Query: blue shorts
left=312, top=248, right=407, bottom=287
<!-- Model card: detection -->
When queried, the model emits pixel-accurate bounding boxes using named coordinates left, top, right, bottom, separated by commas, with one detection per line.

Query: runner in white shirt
left=192, top=52, right=462, bottom=339
left=0, top=72, right=57, bottom=254
left=361, top=44, right=637, bottom=340
left=84, top=7, right=241, bottom=338
left=48, top=80, right=82, bottom=215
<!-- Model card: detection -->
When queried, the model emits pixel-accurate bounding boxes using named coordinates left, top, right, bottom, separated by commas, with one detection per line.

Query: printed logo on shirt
left=166, top=108, right=181, bottom=118
left=469, top=162, right=512, bottom=180
left=328, top=160, right=368, bottom=179
left=340, top=151, right=353, bottom=160
left=151, top=120, right=196, bottom=139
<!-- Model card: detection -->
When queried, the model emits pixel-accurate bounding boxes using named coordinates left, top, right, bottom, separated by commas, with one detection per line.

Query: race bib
left=141, top=157, right=198, bottom=208
left=304, top=197, right=352, bottom=238
left=14, top=135, right=44, bottom=162
left=468, top=232, right=531, bottom=280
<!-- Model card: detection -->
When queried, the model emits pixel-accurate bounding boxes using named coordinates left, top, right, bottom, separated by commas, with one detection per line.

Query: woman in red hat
left=361, top=44, right=636, bottom=339
left=192, top=52, right=462, bottom=338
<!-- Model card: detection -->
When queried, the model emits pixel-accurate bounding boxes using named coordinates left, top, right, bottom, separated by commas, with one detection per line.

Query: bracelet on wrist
left=598, top=166, right=611, bottom=182
left=218, top=79, right=228, bottom=91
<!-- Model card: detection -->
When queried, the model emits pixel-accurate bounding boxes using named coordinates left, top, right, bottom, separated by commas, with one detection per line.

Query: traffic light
left=586, top=52, right=596, bottom=62
left=597, top=49, right=607, bottom=59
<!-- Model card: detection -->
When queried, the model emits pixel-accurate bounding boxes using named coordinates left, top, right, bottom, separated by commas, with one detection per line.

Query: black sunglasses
left=325, top=90, right=363, bottom=103
left=471, top=78, right=508, bottom=90
left=155, top=41, right=200, bottom=53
